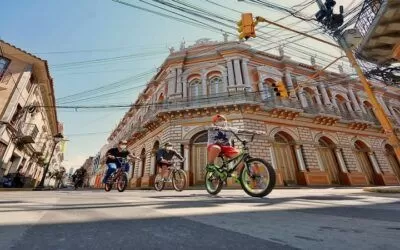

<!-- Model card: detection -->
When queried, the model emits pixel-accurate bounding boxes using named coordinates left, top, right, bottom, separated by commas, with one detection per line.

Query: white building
left=0, top=39, right=62, bottom=187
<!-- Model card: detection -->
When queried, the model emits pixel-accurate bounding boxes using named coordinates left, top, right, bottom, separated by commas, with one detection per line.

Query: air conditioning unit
left=343, top=29, right=362, bottom=49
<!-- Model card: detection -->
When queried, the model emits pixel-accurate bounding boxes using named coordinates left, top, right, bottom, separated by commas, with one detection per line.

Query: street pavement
left=0, top=188, right=399, bottom=250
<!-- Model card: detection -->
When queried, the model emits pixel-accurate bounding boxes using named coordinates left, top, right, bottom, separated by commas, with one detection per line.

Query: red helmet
left=212, top=114, right=227, bottom=124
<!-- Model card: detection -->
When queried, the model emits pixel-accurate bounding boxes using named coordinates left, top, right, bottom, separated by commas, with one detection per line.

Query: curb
left=363, top=186, right=400, bottom=193
left=0, top=188, right=34, bottom=192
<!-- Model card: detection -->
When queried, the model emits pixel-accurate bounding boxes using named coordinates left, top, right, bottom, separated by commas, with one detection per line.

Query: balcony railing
left=355, top=0, right=383, bottom=38
left=125, top=91, right=384, bottom=138
left=17, top=123, right=39, bottom=144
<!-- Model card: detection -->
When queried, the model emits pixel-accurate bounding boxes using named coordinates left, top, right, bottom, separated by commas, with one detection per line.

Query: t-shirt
left=207, top=126, right=235, bottom=146
left=106, top=147, right=130, bottom=164
left=156, top=148, right=183, bottom=163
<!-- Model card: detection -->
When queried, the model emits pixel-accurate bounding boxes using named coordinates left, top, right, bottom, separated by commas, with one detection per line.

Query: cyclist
left=207, top=114, right=263, bottom=182
left=156, top=142, right=184, bottom=181
left=102, top=140, right=139, bottom=184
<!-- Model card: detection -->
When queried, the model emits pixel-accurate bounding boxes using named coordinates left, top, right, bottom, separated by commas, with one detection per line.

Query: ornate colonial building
left=101, top=39, right=400, bottom=188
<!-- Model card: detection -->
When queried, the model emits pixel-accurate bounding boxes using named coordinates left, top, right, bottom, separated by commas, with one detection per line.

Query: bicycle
left=104, top=157, right=130, bottom=192
left=205, top=130, right=276, bottom=198
left=154, top=159, right=187, bottom=192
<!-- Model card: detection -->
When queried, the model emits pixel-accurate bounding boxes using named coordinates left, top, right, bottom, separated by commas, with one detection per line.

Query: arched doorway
left=385, top=144, right=400, bottom=179
left=354, top=140, right=376, bottom=185
left=191, top=131, right=208, bottom=184
left=317, top=137, right=341, bottom=184
left=140, top=148, right=146, bottom=177
left=272, top=131, right=299, bottom=186
left=152, top=141, right=160, bottom=175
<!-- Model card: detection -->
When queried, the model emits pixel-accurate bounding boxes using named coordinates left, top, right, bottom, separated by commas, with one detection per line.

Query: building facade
left=0, top=39, right=62, bottom=187
left=103, top=39, right=400, bottom=188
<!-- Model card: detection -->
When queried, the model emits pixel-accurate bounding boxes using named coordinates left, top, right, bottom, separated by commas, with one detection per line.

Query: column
left=226, top=60, right=235, bottom=87
left=294, top=145, right=306, bottom=171
left=221, top=72, right=228, bottom=93
left=182, top=78, right=188, bottom=98
left=241, top=59, right=251, bottom=89
left=377, top=95, right=391, bottom=115
left=284, top=70, right=296, bottom=98
left=315, top=93, right=323, bottom=105
left=176, top=68, right=182, bottom=94
left=201, top=69, right=207, bottom=96
left=359, top=99, right=367, bottom=114
left=298, top=90, right=309, bottom=108
left=269, top=147, right=277, bottom=170
left=334, top=148, right=348, bottom=173
left=150, top=155, right=155, bottom=175
left=167, top=70, right=176, bottom=97
left=345, top=101, right=354, bottom=112
left=368, top=152, right=382, bottom=174
left=233, top=59, right=243, bottom=86
left=184, top=144, right=189, bottom=172
left=318, top=84, right=331, bottom=105
left=348, top=88, right=361, bottom=112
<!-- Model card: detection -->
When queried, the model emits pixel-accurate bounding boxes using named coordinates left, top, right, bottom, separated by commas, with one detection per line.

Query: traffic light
left=271, top=81, right=288, bottom=98
left=237, top=13, right=255, bottom=40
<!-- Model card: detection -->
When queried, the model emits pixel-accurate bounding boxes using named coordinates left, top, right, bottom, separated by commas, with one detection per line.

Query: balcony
left=355, top=0, right=400, bottom=64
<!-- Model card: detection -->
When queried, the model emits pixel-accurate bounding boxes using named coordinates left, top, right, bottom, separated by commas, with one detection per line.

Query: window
left=189, top=79, right=202, bottom=97
left=0, top=56, right=10, bottom=80
left=10, top=104, right=22, bottom=126
left=209, top=76, right=223, bottom=95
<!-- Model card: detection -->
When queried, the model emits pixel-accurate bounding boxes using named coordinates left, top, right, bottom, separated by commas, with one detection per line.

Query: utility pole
left=235, top=2, right=400, bottom=162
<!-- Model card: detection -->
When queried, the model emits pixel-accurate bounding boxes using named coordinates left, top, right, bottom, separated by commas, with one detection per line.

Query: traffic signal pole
left=245, top=14, right=400, bottom=163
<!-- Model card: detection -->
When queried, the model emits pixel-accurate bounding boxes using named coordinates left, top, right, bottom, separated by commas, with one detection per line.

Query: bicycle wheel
left=104, top=182, right=112, bottom=192
left=117, top=173, right=128, bottom=192
left=205, top=171, right=223, bottom=195
left=104, top=176, right=113, bottom=192
left=154, top=173, right=165, bottom=191
left=172, top=169, right=187, bottom=192
left=240, top=158, right=276, bottom=198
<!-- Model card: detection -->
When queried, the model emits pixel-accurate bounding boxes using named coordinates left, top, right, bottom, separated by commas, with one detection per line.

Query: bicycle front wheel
left=117, top=173, right=128, bottom=192
left=154, top=173, right=165, bottom=191
left=205, top=171, right=223, bottom=195
left=172, top=169, right=187, bottom=192
left=240, top=158, right=276, bottom=198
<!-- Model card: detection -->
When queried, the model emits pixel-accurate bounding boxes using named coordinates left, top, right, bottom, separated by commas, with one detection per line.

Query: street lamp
left=33, top=133, right=64, bottom=190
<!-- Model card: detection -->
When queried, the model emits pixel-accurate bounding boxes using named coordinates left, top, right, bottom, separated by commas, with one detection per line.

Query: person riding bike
left=73, top=166, right=87, bottom=188
left=156, top=142, right=184, bottom=181
left=102, top=140, right=139, bottom=184
left=207, top=114, right=262, bottom=182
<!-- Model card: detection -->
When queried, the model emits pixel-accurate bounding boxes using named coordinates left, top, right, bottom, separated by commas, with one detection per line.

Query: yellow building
left=105, top=39, right=400, bottom=188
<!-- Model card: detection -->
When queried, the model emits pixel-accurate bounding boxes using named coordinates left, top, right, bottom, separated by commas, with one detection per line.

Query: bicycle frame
left=213, top=131, right=255, bottom=176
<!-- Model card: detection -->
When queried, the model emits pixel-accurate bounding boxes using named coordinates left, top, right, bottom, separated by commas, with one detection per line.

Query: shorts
left=207, top=144, right=240, bottom=158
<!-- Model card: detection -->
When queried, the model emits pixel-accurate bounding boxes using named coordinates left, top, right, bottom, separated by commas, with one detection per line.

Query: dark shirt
left=156, top=148, right=183, bottom=163
left=106, top=147, right=130, bottom=164
left=74, top=168, right=86, bottom=177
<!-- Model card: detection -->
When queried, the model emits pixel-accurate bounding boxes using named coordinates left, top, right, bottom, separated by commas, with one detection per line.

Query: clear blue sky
left=1, top=0, right=357, bottom=169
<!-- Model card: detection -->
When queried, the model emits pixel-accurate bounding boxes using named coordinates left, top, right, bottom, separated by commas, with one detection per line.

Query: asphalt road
left=0, top=188, right=399, bottom=250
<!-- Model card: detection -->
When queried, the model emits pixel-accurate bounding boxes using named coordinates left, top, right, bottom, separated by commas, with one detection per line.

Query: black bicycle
left=154, top=159, right=187, bottom=192
left=205, top=130, right=276, bottom=198
left=104, top=157, right=130, bottom=192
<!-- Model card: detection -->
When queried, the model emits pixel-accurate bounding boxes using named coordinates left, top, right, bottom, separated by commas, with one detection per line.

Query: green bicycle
left=205, top=130, right=276, bottom=198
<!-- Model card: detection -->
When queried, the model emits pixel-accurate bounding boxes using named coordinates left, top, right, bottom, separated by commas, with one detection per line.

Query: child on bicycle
left=207, top=114, right=263, bottom=182
left=156, top=142, right=184, bottom=181
left=102, top=140, right=139, bottom=184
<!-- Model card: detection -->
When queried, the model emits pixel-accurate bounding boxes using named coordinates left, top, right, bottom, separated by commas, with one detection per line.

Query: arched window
left=189, top=79, right=202, bottom=97
left=209, top=76, right=223, bottom=95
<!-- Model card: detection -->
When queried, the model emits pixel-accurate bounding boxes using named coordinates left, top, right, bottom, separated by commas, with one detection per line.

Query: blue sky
left=1, top=0, right=358, bottom=170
